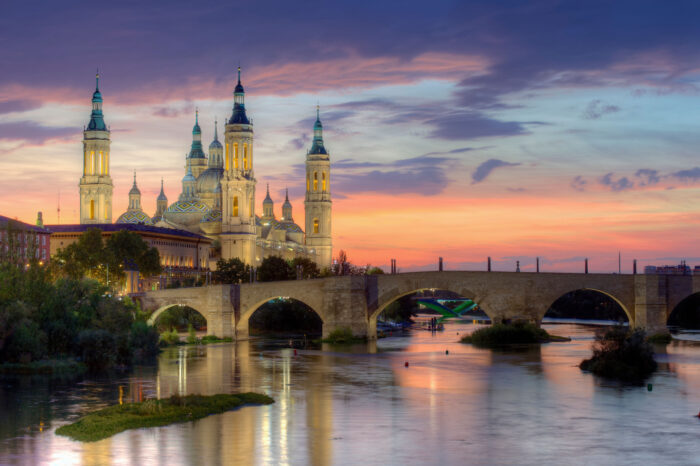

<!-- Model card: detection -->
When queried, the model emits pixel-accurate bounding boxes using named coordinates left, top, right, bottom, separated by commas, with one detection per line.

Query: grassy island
left=580, top=327, right=657, bottom=382
left=55, top=392, right=274, bottom=442
left=460, top=322, right=569, bottom=347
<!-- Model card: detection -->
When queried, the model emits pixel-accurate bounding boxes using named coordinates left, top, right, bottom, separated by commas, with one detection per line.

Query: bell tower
left=304, top=106, right=332, bottom=269
left=220, top=67, right=257, bottom=264
left=79, top=71, right=113, bottom=224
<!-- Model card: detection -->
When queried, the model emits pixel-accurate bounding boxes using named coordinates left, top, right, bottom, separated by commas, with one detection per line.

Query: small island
left=56, top=392, right=274, bottom=442
left=460, top=322, right=570, bottom=348
left=580, top=327, right=657, bottom=382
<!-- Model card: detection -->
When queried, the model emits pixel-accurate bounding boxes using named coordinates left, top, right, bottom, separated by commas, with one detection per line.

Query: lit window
left=313, top=172, right=318, bottom=191
left=322, top=172, right=326, bottom=191
left=313, top=218, right=319, bottom=234
left=90, top=200, right=95, bottom=219
left=233, top=196, right=239, bottom=216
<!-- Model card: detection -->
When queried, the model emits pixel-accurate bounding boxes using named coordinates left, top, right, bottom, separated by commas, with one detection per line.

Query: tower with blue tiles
left=220, top=67, right=257, bottom=264
left=304, top=106, right=332, bottom=269
left=79, top=72, right=113, bottom=224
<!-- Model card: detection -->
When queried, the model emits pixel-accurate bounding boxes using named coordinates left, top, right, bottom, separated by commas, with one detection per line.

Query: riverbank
left=0, top=358, right=86, bottom=376
left=55, top=392, right=274, bottom=442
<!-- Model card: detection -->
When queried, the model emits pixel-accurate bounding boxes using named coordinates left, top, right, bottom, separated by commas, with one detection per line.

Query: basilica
left=78, top=69, right=332, bottom=270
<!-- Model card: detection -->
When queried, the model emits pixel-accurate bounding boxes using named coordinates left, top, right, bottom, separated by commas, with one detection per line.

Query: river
left=1, top=321, right=699, bottom=465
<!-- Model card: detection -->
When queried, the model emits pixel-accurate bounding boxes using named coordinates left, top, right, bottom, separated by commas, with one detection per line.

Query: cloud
left=671, top=167, right=700, bottom=181
left=582, top=100, right=620, bottom=119
left=0, top=121, right=77, bottom=145
left=331, top=155, right=457, bottom=196
left=471, top=159, right=520, bottom=183
left=571, top=175, right=587, bottom=192
left=0, top=99, right=41, bottom=115
left=600, top=173, right=634, bottom=191
left=428, top=112, right=534, bottom=140
left=152, top=104, right=194, bottom=118
left=289, top=134, right=310, bottom=150
left=635, top=168, right=660, bottom=186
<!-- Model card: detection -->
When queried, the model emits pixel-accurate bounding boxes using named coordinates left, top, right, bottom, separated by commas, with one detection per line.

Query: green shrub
left=647, top=332, right=673, bottom=345
left=321, top=327, right=364, bottom=344
left=460, top=322, right=550, bottom=347
left=159, top=328, right=180, bottom=346
left=129, top=321, right=160, bottom=362
left=580, top=326, right=657, bottom=382
left=78, top=329, right=117, bottom=371
left=186, top=324, right=198, bottom=345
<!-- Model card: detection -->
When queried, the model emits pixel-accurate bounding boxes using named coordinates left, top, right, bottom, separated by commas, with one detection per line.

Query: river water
left=1, top=321, right=699, bottom=465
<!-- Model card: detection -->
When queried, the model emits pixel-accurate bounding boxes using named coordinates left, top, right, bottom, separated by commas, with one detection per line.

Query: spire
left=157, top=177, right=168, bottom=201
left=189, top=108, right=205, bottom=159
left=282, top=187, right=293, bottom=221
left=229, top=66, right=250, bottom=124
left=129, top=170, right=140, bottom=195
left=263, top=183, right=272, bottom=202
left=87, top=70, right=107, bottom=131
left=308, top=105, right=327, bottom=155
left=214, top=118, right=218, bottom=140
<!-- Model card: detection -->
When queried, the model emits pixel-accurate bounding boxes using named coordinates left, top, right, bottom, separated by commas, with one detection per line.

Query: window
left=90, top=151, right=95, bottom=174
left=322, top=172, right=326, bottom=191
left=90, top=200, right=95, bottom=219
left=307, top=174, right=310, bottom=191
left=243, top=144, right=248, bottom=169
left=313, top=218, right=319, bottom=234
left=233, top=196, right=239, bottom=216
left=234, top=143, right=239, bottom=169
left=225, top=143, right=230, bottom=170
left=313, top=172, right=318, bottom=191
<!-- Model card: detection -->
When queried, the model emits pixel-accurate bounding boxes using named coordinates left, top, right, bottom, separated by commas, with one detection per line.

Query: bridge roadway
left=134, top=271, right=700, bottom=339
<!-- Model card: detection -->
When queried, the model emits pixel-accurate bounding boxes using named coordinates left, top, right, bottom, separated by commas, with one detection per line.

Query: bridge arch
left=148, top=304, right=208, bottom=328
left=371, top=287, right=489, bottom=323
left=541, top=288, right=633, bottom=324
left=237, top=296, right=324, bottom=335
left=668, top=291, right=700, bottom=329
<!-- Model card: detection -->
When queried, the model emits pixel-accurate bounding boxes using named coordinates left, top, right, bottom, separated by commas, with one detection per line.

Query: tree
left=212, top=258, right=250, bottom=284
left=55, top=229, right=161, bottom=286
left=366, top=266, right=385, bottom=275
left=290, top=257, right=320, bottom=279
left=257, top=256, right=294, bottom=282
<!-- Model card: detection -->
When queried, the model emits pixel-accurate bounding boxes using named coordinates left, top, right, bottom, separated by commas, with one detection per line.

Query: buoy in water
left=445, top=350, right=449, bottom=355
left=647, top=383, right=653, bottom=392
left=405, top=361, right=409, bottom=367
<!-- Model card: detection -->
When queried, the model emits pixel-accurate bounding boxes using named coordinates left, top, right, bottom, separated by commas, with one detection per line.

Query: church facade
left=79, top=69, right=332, bottom=270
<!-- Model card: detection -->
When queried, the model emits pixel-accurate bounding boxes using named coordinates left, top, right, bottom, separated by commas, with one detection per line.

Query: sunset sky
left=1, top=1, right=699, bottom=272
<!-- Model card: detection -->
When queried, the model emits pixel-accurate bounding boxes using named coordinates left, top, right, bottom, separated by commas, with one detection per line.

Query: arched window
left=105, top=152, right=109, bottom=175
left=313, top=172, right=318, bottom=191
left=322, top=172, right=326, bottom=191
left=225, top=143, right=230, bottom=170
left=90, top=200, right=95, bottom=219
left=243, top=144, right=248, bottom=170
left=306, top=174, right=310, bottom=191
left=313, top=218, right=319, bottom=234
left=233, top=196, right=239, bottom=216
left=90, top=151, right=95, bottom=174
left=234, top=143, right=239, bottom=169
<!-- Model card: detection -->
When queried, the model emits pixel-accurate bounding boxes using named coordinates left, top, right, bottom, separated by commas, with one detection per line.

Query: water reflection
left=0, top=322, right=699, bottom=465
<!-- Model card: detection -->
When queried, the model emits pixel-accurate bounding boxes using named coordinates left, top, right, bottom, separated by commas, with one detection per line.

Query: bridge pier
left=322, top=276, right=371, bottom=339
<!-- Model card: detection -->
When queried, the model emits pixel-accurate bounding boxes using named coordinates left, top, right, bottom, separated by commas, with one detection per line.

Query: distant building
left=644, top=261, right=693, bottom=275
left=0, top=213, right=51, bottom=264
left=46, top=223, right=212, bottom=291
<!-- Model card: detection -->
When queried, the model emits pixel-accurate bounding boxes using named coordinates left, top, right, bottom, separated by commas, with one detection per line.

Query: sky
left=1, top=0, right=699, bottom=272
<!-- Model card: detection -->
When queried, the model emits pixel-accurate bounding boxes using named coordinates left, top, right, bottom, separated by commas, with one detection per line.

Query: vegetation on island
left=460, top=322, right=568, bottom=347
left=0, top=245, right=160, bottom=373
left=580, top=326, right=657, bottom=382
left=319, top=327, right=366, bottom=344
left=55, top=392, right=274, bottom=442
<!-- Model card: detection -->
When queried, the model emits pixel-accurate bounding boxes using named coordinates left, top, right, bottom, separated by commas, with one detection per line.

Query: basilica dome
left=163, top=199, right=210, bottom=230
left=116, top=210, right=153, bottom=225
left=196, top=167, right=224, bottom=194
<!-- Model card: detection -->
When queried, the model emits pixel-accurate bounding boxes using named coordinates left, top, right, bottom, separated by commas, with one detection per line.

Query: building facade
left=0, top=213, right=51, bottom=264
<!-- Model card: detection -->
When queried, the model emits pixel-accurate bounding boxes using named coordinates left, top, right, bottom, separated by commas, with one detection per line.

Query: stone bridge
left=134, top=271, right=700, bottom=339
